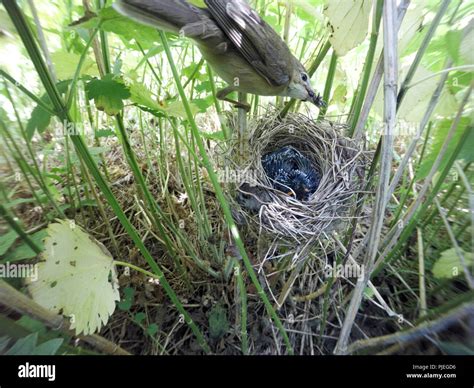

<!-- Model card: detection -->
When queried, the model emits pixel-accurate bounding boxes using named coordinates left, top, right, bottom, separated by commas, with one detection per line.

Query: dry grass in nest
left=225, top=111, right=368, bottom=246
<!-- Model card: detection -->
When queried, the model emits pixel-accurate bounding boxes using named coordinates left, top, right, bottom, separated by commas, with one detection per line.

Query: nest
left=225, top=111, right=367, bottom=245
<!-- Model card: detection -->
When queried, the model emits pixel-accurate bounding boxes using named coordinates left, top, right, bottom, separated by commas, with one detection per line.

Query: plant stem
left=159, top=31, right=293, bottom=354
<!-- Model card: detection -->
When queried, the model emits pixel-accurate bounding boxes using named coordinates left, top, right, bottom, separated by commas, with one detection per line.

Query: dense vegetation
left=0, top=0, right=472, bottom=355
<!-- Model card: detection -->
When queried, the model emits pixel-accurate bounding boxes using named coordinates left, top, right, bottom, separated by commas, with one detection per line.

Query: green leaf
left=129, top=82, right=159, bottom=111
left=51, top=51, right=99, bottom=80
left=130, top=81, right=200, bottom=119
left=188, top=0, right=206, bottom=7
left=146, top=323, right=158, bottom=337
left=26, top=80, right=71, bottom=139
left=73, top=7, right=159, bottom=48
left=331, top=84, right=348, bottom=106
left=208, top=304, right=229, bottom=340
left=4, top=333, right=37, bottom=355
left=460, top=26, right=474, bottom=64
left=324, top=0, right=373, bottom=56
left=95, top=129, right=116, bottom=138
left=134, top=312, right=146, bottom=324
left=432, top=248, right=474, bottom=279
left=200, top=130, right=226, bottom=142
left=4, top=333, right=63, bottom=355
left=26, top=220, right=120, bottom=335
left=0, top=229, right=47, bottom=263
left=118, top=287, right=134, bottom=311
left=164, top=100, right=199, bottom=119
left=192, top=97, right=213, bottom=112
left=0, top=229, right=18, bottom=256
left=26, top=104, right=53, bottom=139
left=416, top=118, right=471, bottom=180
left=445, top=30, right=462, bottom=64
left=394, top=65, right=457, bottom=122
left=32, top=338, right=64, bottom=355
left=17, top=316, right=47, bottom=335
left=69, top=146, right=110, bottom=166
left=363, top=286, right=374, bottom=300
left=458, top=126, right=474, bottom=162
left=85, top=74, right=131, bottom=116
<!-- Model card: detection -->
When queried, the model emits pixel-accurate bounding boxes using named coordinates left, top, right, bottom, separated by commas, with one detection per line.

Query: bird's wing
left=204, top=0, right=293, bottom=87
left=114, top=0, right=226, bottom=45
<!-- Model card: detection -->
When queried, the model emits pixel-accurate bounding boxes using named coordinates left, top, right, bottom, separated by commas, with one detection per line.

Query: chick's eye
left=301, top=73, right=308, bottom=82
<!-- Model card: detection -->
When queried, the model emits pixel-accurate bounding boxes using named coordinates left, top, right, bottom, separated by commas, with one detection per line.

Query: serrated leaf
left=26, top=104, right=53, bottom=139
left=26, top=220, right=120, bottom=335
left=324, top=0, right=373, bottom=57
left=26, top=80, right=71, bottom=140
left=432, top=248, right=474, bottom=279
left=85, top=74, right=131, bottom=116
left=129, top=82, right=159, bottom=111
left=164, top=100, right=199, bottom=119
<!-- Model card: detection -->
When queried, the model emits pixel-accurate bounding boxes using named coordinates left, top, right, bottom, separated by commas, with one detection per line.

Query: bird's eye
left=301, top=73, right=308, bottom=82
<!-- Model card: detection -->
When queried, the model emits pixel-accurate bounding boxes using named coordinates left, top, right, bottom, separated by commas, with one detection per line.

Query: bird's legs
left=217, top=86, right=251, bottom=112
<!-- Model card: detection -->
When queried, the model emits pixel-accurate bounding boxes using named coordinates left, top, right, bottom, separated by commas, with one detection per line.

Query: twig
left=375, top=85, right=473, bottom=270
left=27, top=0, right=57, bottom=83
left=353, top=0, right=410, bottom=139
left=334, top=1, right=398, bottom=355
left=347, top=302, right=474, bottom=354
left=0, top=280, right=130, bottom=355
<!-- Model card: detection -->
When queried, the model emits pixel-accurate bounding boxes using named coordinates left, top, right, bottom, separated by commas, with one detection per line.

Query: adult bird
left=113, top=0, right=325, bottom=111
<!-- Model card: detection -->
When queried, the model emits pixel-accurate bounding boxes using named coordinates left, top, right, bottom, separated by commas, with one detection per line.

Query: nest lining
left=227, top=112, right=367, bottom=243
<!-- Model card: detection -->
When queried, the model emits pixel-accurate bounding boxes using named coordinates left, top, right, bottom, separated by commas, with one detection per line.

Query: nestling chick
left=262, top=146, right=320, bottom=201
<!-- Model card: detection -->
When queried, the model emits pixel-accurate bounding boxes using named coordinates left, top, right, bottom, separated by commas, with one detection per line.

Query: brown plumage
left=114, top=0, right=325, bottom=110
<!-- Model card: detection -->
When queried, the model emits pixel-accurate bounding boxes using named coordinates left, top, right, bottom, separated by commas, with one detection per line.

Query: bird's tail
left=113, top=0, right=207, bottom=34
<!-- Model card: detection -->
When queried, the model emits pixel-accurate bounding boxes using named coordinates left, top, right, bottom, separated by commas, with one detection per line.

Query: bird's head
left=286, top=61, right=325, bottom=108
left=288, top=171, right=313, bottom=201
